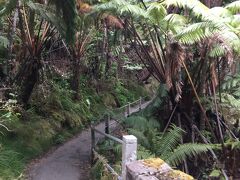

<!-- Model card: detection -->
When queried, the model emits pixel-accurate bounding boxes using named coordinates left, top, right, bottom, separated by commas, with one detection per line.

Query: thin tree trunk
left=103, top=20, right=111, bottom=78
left=20, top=58, right=41, bottom=105
left=71, top=57, right=81, bottom=100
left=116, top=35, right=124, bottom=80
left=4, top=10, right=18, bottom=79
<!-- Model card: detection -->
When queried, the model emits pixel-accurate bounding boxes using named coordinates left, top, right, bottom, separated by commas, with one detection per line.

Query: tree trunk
left=103, top=20, right=111, bottom=78
left=71, top=57, right=81, bottom=100
left=19, top=58, right=41, bottom=105
left=116, top=36, right=124, bottom=80
left=201, top=0, right=222, bottom=7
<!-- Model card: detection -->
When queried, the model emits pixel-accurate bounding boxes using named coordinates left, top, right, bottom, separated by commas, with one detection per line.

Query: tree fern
left=165, top=143, right=212, bottom=167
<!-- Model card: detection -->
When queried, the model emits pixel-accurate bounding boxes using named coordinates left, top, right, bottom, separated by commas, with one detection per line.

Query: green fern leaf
left=225, top=0, right=240, bottom=14
left=128, top=128, right=150, bottom=148
left=156, top=125, right=184, bottom=157
left=165, top=143, right=212, bottom=167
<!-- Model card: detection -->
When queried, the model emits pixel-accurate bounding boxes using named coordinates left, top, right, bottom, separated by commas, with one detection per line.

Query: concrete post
left=121, top=135, right=137, bottom=180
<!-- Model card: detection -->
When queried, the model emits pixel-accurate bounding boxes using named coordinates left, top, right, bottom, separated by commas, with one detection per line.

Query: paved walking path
left=27, top=100, right=151, bottom=180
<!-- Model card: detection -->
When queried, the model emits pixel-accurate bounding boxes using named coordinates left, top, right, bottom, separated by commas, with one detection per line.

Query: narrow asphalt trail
left=27, top=100, right=151, bottom=180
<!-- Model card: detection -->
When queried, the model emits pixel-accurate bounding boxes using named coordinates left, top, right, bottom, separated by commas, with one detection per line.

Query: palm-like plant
left=94, top=0, right=240, bottom=136
left=0, top=0, right=78, bottom=104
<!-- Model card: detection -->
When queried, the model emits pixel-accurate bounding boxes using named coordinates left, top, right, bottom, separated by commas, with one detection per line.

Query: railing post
left=126, top=103, right=130, bottom=117
left=105, top=114, right=110, bottom=134
left=91, top=126, right=95, bottom=164
left=121, top=135, right=137, bottom=180
left=139, top=97, right=142, bottom=110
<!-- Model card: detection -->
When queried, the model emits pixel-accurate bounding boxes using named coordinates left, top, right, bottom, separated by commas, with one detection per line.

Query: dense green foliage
left=0, top=0, right=240, bottom=179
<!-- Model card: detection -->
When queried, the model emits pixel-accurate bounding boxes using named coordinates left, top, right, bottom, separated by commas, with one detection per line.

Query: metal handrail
left=93, top=149, right=121, bottom=179
left=91, top=96, right=150, bottom=179
left=93, top=128, right=123, bottom=144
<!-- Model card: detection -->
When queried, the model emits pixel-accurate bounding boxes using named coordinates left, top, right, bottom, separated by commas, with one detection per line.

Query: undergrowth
left=0, top=76, right=147, bottom=180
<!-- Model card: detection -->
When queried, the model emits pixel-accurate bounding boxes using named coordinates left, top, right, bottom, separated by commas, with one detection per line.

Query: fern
left=137, top=145, right=155, bottom=159
left=165, top=143, right=212, bottom=167
left=147, top=2, right=167, bottom=24
left=222, top=75, right=240, bottom=92
left=0, top=0, right=17, bottom=17
left=94, top=0, right=147, bottom=19
left=225, top=0, right=240, bottom=14
left=0, top=35, right=8, bottom=48
left=208, top=44, right=228, bottom=58
left=128, top=128, right=150, bottom=148
left=123, top=116, right=148, bottom=131
left=175, top=22, right=220, bottom=45
left=27, top=2, right=66, bottom=41
left=155, top=125, right=184, bottom=157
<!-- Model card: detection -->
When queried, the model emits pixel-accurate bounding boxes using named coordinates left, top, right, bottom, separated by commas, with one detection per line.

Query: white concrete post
left=121, top=135, right=137, bottom=180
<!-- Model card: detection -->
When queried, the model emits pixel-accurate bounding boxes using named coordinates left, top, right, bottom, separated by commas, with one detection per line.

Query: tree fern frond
left=123, top=116, right=148, bottom=131
left=94, top=0, right=147, bottom=19
left=0, top=0, right=17, bottom=17
left=175, top=22, right=218, bottom=45
left=27, top=2, right=66, bottom=40
left=164, top=13, right=187, bottom=25
left=156, top=125, right=184, bottom=157
left=147, top=3, right=167, bottom=24
left=225, top=0, right=240, bottom=14
left=164, top=0, right=209, bottom=18
left=209, top=7, right=233, bottom=18
left=208, top=43, right=232, bottom=58
left=165, top=143, right=212, bottom=167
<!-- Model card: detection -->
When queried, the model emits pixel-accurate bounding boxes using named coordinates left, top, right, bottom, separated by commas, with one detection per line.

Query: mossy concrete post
left=122, top=135, right=137, bottom=180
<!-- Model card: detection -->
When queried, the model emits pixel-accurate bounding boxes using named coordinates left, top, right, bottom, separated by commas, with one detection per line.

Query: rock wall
left=126, top=158, right=194, bottom=180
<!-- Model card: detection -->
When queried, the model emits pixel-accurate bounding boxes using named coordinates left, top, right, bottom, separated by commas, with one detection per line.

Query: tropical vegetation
left=0, top=0, right=240, bottom=179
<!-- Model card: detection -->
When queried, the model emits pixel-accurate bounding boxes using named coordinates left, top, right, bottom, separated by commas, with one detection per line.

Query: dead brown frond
left=165, top=42, right=185, bottom=102
left=103, top=14, right=124, bottom=29
left=76, top=1, right=92, bottom=14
